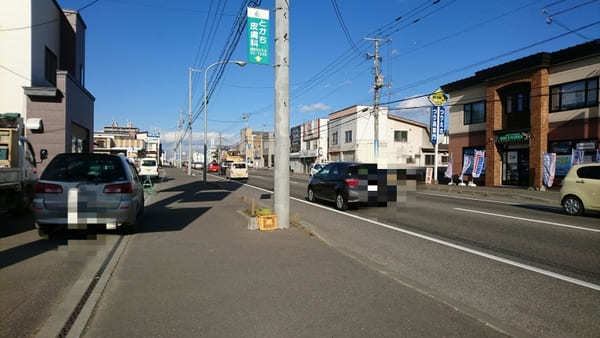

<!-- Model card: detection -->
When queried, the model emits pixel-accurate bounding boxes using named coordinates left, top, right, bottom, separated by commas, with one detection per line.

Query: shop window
left=550, top=77, right=598, bottom=112
left=394, top=130, right=408, bottom=142
left=463, top=101, right=486, bottom=125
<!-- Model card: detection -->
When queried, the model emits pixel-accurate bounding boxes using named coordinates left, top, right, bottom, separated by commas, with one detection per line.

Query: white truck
left=0, top=113, right=46, bottom=214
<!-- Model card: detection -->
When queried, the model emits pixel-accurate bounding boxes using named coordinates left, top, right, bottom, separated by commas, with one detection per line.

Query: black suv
left=307, top=162, right=363, bottom=210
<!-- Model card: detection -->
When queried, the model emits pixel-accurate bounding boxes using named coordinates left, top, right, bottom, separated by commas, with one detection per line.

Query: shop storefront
left=496, top=132, right=531, bottom=186
left=549, top=139, right=598, bottom=181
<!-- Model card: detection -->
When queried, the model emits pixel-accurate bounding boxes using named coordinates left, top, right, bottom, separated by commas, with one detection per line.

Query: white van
left=139, top=158, right=159, bottom=179
left=227, top=162, right=248, bottom=179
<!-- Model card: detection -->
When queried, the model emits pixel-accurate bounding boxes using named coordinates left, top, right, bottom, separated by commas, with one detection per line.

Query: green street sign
left=247, top=7, right=269, bottom=65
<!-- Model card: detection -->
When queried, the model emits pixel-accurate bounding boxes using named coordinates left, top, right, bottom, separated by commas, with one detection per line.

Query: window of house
left=306, top=141, right=310, bottom=150
left=394, top=130, right=408, bottom=142
left=550, top=77, right=598, bottom=112
left=344, top=130, right=352, bottom=143
left=45, top=47, right=57, bottom=86
left=463, top=101, right=486, bottom=125
left=425, top=154, right=435, bottom=165
left=332, top=132, right=338, bottom=145
left=406, top=156, right=415, bottom=164
left=503, top=91, right=529, bottom=114
left=441, top=155, right=449, bottom=164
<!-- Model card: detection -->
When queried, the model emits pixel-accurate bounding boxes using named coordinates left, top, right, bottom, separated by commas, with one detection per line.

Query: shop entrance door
left=502, top=148, right=529, bottom=186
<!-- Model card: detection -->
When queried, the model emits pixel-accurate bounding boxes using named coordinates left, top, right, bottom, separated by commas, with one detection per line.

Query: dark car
left=307, top=162, right=362, bottom=210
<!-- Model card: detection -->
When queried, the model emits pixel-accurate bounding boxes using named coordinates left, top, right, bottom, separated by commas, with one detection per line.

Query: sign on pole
left=428, top=88, right=448, bottom=107
left=247, top=7, right=270, bottom=65
left=430, top=106, right=446, bottom=143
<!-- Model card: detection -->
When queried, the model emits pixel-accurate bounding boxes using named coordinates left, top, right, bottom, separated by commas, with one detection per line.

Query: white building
left=327, top=105, right=448, bottom=168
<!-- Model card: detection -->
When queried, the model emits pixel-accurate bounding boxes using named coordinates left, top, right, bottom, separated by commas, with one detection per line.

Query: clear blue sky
left=58, top=0, right=600, bottom=148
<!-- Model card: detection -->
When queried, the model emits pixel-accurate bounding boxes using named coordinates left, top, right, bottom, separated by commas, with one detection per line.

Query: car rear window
left=142, top=160, right=156, bottom=166
left=42, top=154, right=127, bottom=183
left=577, top=166, right=600, bottom=179
left=234, top=163, right=246, bottom=169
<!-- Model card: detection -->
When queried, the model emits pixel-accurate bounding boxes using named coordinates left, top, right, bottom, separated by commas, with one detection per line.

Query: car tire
left=308, top=187, right=316, bottom=202
left=335, top=192, right=348, bottom=211
left=562, top=195, right=584, bottom=216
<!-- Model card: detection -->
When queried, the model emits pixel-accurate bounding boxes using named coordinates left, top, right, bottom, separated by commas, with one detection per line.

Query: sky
left=56, top=0, right=600, bottom=152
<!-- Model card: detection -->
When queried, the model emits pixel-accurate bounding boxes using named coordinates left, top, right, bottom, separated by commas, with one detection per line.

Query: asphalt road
left=245, top=168, right=600, bottom=285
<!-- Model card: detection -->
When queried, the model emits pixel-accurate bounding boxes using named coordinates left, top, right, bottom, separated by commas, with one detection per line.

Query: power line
left=331, top=0, right=362, bottom=55
left=0, top=0, right=101, bottom=32
left=547, top=0, right=600, bottom=17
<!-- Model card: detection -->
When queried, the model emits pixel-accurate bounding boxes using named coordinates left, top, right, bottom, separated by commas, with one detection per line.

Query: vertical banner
left=247, top=8, right=270, bottom=65
left=444, top=153, right=453, bottom=179
left=472, top=150, right=485, bottom=178
left=459, top=154, right=473, bottom=182
left=542, top=152, right=556, bottom=188
left=571, top=148, right=584, bottom=166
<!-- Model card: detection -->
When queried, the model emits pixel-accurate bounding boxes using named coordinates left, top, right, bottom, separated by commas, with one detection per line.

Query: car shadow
left=0, top=211, right=35, bottom=238
left=0, top=176, right=242, bottom=269
left=514, top=203, right=600, bottom=218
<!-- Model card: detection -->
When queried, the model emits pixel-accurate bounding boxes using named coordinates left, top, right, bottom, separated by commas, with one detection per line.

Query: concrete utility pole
left=242, top=113, right=249, bottom=165
left=365, top=37, right=390, bottom=162
left=178, top=109, right=184, bottom=168
left=274, top=0, right=290, bottom=229
left=218, top=132, right=222, bottom=165
left=187, top=67, right=193, bottom=176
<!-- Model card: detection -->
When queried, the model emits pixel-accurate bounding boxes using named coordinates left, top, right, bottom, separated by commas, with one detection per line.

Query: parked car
left=33, top=153, right=145, bottom=237
left=139, top=158, right=159, bottom=179
left=192, top=162, right=204, bottom=170
left=208, top=161, right=219, bottom=172
left=226, top=162, right=248, bottom=179
left=310, top=162, right=327, bottom=177
left=560, top=163, right=600, bottom=216
left=307, top=162, right=362, bottom=211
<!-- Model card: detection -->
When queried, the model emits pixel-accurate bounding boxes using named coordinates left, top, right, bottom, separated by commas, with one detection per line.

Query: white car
left=227, top=162, right=248, bottom=179
left=139, top=158, right=159, bottom=179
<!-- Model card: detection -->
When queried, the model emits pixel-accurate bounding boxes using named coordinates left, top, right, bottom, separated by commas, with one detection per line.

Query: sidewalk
left=418, top=182, right=561, bottom=205
left=82, top=169, right=502, bottom=337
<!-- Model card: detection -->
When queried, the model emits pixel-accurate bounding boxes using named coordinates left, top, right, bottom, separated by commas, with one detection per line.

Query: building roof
left=441, top=39, right=600, bottom=92
left=387, top=114, right=428, bottom=129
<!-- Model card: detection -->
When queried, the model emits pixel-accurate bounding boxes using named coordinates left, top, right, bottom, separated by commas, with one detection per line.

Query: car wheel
left=335, top=192, right=348, bottom=211
left=308, top=187, right=316, bottom=202
left=563, top=196, right=584, bottom=216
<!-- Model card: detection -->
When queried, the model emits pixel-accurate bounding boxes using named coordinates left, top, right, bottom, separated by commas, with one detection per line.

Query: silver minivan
left=33, top=153, right=144, bottom=237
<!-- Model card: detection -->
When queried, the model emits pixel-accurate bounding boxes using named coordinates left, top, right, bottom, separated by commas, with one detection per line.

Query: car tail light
left=103, top=183, right=133, bottom=194
left=35, top=182, right=63, bottom=194
left=345, top=178, right=359, bottom=187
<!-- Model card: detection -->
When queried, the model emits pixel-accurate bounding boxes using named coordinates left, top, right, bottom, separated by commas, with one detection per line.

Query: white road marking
left=209, top=173, right=600, bottom=292
left=417, top=192, right=520, bottom=205
left=250, top=174, right=305, bottom=185
left=454, top=207, right=600, bottom=233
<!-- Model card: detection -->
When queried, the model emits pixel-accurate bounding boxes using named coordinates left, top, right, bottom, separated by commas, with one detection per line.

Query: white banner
left=459, top=155, right=473, bottom=182
left=542, top=152, right=556, bottom=188
left=444, top=153, right=453, bottom=179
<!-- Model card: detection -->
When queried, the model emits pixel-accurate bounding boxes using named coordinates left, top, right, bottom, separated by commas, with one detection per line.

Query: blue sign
left=430, top=106, right=446, bottom=143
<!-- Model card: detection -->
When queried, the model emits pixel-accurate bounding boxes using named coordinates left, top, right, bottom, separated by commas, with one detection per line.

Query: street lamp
left=203, top=60, right=247, bottom=184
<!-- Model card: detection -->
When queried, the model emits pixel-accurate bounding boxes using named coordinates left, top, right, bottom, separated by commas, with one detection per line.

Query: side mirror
left=40, top=149, right=48, bottom=161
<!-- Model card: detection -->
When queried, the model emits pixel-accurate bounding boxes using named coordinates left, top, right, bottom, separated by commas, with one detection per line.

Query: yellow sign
left=429, top=88, right=447, bottom=106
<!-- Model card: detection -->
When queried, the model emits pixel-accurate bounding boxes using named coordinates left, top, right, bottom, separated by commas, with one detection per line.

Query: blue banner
left=430, top=106, right=446, bottom=143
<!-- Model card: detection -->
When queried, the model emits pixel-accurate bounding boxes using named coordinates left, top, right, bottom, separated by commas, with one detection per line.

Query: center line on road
left=208, top=173, right=600, bottom=292
left=454, top=207, right=600, bottom=233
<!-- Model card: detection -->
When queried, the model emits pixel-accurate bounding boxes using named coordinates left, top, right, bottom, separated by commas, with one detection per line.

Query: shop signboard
left=555, top=155, right=571, bottom=176
left=247, top=8, right=270, bottom=65
left=429, top=106, right=446, bottom=143
left=576, top=142, right=596, bottom=150
left=425, top=167, right=433, bottom=184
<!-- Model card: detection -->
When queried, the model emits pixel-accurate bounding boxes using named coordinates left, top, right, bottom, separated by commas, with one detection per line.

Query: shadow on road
left=0, top=212, right=35, bottom=238
left=0, top=176, right=242, bottom=269
left=514, top=203, right=600, bottom=219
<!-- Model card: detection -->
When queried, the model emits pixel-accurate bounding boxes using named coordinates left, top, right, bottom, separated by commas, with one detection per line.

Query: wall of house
left=0, top=0, right=32, bottom=118
left=548, top=55, right=600, bottom=124
left=448, top=85, right=487, bottom=135
left=31, top=0, right=61, bottom=87
left=64, top=71, right=94, bottom=153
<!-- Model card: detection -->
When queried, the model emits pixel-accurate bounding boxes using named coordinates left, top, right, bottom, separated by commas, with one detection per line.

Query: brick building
left=442, top=40, right=599, bottom=188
